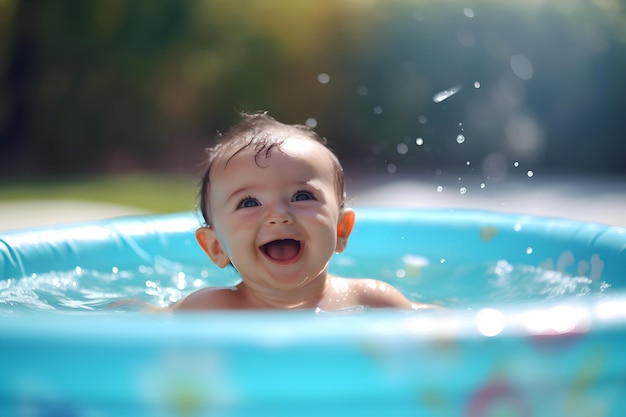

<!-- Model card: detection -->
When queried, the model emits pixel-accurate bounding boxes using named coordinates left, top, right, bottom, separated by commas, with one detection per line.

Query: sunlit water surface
left=0, top=255, right=611, bottom=316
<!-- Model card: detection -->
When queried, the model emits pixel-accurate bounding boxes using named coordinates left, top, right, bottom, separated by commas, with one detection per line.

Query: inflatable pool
left=1, top=208, right=625, bottom=416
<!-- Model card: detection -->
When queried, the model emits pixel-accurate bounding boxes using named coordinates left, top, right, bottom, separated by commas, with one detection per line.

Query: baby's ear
left=195, top=227, right=231, bottom=268
left=335, top=208, right=355, bottom=253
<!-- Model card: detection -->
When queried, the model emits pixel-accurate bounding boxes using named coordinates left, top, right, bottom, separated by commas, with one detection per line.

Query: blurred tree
left=0, top=0, right=624, bottom=178
left=0, top=0, right=37, bottom=168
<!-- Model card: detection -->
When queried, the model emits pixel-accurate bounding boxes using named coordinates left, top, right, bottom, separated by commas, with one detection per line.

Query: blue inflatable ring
left=1, top=208, right=625, bottom=416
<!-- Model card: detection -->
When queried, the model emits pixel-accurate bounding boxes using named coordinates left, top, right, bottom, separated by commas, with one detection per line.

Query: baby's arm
left=354, top=278, right=441, bottom=310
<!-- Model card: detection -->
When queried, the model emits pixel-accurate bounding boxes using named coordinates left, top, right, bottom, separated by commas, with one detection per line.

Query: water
left=0, top=255, right=611, bottom=315
left=335, top=255, right=610, bottom=308
left=432, top=84, right=462, bottom=103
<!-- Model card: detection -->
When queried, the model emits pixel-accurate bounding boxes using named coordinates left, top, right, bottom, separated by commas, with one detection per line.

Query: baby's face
left=206, top=136, right=346, bottom=290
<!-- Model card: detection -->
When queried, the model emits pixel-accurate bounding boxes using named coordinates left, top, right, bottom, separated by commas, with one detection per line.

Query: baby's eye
left=237, top=197, right=260, bottom=209
left=292, top=190, right=315, bottom=202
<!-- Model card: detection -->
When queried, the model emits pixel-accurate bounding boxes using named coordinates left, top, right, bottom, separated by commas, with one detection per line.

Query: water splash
left=0, top=261, right=236, bottom=315
left=317, top=73, right=330, bottom=84
left=432, top=84, right=462, bottom=103
left=396, top=143, right=409, bottom=155
left=2, top=256, right=613, bottom=313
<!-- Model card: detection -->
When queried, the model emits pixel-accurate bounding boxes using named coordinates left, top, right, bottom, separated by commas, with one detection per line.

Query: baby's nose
left=266, top=205, right=293, bottom=225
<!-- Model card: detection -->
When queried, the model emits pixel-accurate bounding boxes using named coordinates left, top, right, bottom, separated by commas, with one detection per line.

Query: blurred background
left=1, top=0, right=625, bottom=226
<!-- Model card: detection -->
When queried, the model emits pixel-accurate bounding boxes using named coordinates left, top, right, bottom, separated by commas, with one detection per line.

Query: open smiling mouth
left=260, top=239, right=302, bottom=262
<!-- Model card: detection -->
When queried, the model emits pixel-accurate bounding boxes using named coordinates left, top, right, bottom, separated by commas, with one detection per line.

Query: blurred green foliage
left=1, top=0, right=625, bottom=178
left=0, top=174, right=198, bottom=212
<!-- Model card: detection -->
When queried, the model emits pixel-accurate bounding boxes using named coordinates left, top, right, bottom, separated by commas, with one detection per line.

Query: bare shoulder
left=172, top=286, right=241, bottom=310
left=345, top=278, right=441, bottom=310
left=349, top=278, right=412, bottom=308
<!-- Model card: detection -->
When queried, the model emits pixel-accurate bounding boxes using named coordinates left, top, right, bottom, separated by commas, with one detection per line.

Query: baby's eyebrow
left=294, top=179, right=315, bottom=187
left=292, top=180, right=325, bottom=192
left=225, top=186, right=254, bottom=203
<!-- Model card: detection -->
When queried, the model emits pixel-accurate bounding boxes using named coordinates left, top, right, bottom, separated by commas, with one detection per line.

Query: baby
left=173, top=113, right=437, bottom=311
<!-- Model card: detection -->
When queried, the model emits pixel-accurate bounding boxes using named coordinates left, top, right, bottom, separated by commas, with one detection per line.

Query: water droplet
left=415, top=137, right=424, bottom=146
left=510, top=54, right=534, bottom=80
left=386, top=163, right=397, bottom=174
left=514, top=161, right=520, bottom=167
left=480, top=183, right=486, bottom=189
left=356, top=85, right=368, bottom=95
left=396, top=269, right=406, bottom=278
left=440, top=258, right=446, bottom=264
left=514, top=223, right=522, bottom=232
left=433, top=84, right=462, bottom=103
left=418, top=115, right=428, bottom=124
left=74, top=266, right=82, bottom=275
left=305, top=118, right=317, bottom=128
left=436, top=185, right=443, bottom=192
left=112, top=266, right=119, bottom=274
left=526, top=247, right=534, bottom=255
left=466, top=161, right=471, bottom=166
left=396, top=143, right=409, bottom=155
left=474, top=81, right=481, bottom=88
left=176, top=272, right=187, bottom=290
left=459, top=187, right=467, bottom=194
left=456, top=134, right=465, bottom=144
left=463, top=7, right=475, bottom=18
left=527, top=170, right=534, bottom=178
left=317, top=73, right=330, bottom=84
left=373, top=106, right=383, bottom=115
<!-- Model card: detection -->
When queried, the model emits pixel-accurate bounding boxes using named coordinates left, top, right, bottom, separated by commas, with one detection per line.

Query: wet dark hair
left=198, top=112, right=346, bottom=226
